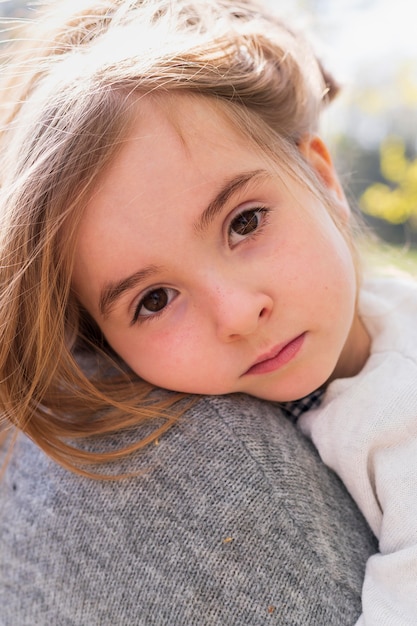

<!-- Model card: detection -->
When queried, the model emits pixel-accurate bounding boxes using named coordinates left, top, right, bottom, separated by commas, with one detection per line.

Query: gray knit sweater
left=0, top=394, right=376, bottom=625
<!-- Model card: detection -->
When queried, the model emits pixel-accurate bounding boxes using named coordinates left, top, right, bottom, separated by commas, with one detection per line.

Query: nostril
left=259, top=307, right=268, bottom=318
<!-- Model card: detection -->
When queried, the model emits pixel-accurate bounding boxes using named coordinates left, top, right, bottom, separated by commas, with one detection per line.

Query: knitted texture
left=0, top=394, right=376, bottom=625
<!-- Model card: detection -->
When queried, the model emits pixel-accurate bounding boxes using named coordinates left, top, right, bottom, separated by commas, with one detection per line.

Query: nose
left=212, top=283, right=273, bottom=341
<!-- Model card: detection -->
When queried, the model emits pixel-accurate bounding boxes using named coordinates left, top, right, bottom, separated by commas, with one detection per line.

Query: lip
left=244, top=333, right=306, bottom=376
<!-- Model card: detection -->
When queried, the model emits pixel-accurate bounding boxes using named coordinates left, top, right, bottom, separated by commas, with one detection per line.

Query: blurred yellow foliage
left=360, top=137, right=417, bottom=224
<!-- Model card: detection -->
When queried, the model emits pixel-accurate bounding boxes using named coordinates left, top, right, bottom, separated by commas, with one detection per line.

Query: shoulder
left=0, top=393, right=375, bottom=625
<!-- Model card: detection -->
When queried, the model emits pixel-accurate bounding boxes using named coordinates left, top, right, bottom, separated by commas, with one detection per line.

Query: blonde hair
left=0, top=0, right=342, bottom=476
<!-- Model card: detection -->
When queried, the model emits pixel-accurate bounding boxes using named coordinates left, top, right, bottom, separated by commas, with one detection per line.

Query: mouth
left=243, top=333, right=306, bottom=376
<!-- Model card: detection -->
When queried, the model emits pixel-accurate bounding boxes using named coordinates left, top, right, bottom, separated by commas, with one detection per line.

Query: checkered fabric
left=279, top=388, right=324, bottom=423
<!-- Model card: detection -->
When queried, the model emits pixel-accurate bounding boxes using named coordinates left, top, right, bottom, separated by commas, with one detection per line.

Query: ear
left=299, top=135, right=350, bottom=221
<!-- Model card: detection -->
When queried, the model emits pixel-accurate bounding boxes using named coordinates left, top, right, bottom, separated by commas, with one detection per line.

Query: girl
left=0, top=0, right=388, bottom=623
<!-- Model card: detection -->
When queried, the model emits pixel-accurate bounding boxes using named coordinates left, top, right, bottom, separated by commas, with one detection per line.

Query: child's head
left=0, top=0, right=366, bottom=473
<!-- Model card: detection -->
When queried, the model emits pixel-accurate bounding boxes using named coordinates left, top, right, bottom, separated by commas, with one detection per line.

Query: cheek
left=283, top=226, right=357, bottom=315
left=311, top=242, right=357, bottom=331
left=106, top=324, right=203, bottom=386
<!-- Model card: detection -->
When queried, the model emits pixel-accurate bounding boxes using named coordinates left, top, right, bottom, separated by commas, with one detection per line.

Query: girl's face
left=73, top=95, right=369, bottom=402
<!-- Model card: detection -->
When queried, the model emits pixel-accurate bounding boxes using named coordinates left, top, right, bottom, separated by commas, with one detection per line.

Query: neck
left=331, top=314, right=371, bottom=382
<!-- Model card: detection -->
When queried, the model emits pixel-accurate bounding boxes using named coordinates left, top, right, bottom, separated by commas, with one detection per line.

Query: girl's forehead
left=132, top=93, right=250, bottom=151
left=82, top=95, right=265, bottom=229
left=92, top=93, right=267, bottom=198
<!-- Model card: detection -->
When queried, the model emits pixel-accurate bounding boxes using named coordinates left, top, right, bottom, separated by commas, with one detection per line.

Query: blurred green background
left=1, top=0, right=416, bottom=254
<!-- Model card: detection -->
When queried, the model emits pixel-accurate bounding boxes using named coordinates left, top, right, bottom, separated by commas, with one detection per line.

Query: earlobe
left=299, top=135, right=350, bottom=221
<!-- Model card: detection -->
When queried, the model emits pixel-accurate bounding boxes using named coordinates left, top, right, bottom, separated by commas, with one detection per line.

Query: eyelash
left=227, top=206, right=270, bottom=246
left=131, top=206, right=271, bottom=325
left=131, top=287, right=177, bottom=326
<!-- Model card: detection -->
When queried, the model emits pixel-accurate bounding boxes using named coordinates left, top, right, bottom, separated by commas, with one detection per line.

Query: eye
left=228, top=207, right=269, bottom=246
left=132, top=287, right=177, bottom=324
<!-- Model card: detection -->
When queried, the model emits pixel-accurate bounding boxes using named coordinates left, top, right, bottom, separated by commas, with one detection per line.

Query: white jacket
left=300, top=276, right=417, bottom=625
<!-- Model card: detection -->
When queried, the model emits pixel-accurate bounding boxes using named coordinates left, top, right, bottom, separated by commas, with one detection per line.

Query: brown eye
left=228, top=207, right=268, bottom=246
left=230, top=209, right=261, bottom=236
left=133, top=287, right=178, bottom=324
left=141, top=288, right=168, bottom=313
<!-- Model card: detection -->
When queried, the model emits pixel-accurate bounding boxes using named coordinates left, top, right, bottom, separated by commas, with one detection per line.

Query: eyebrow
left=194, top=169, right=269, bottom=234
left=99, top=168, right=269, bottom=317
left=99, top=265, right=163, bottom=318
